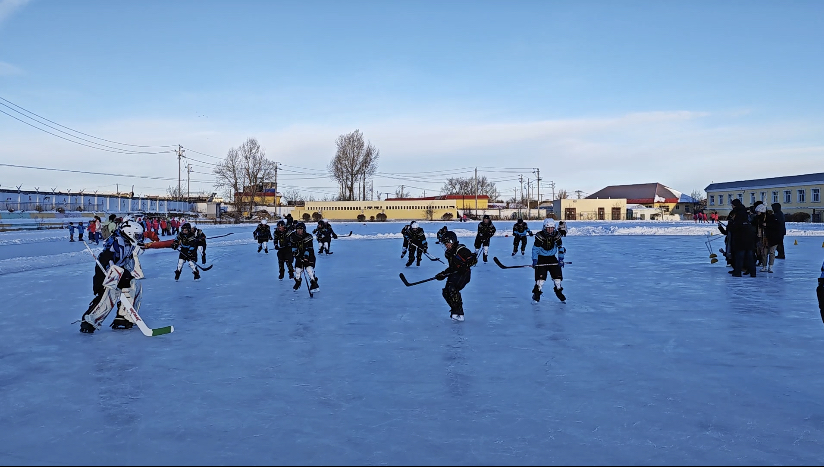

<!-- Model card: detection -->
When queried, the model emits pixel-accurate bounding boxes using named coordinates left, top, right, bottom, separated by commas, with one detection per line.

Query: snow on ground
left=1, top=220, right=824, bottom=465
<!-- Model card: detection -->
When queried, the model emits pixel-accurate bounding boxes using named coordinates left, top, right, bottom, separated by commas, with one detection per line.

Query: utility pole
left=527, top=178, right=531, bottom=219
left=518, top=174, right=524, bottom=211
left=186, top=163, right=193, bottom=204
left=533, top=168, right=541, bottom=217
left=176, top=145, right=185, bottom=201
left=575, top=190, right=584, bottom=199
left=549, top=180, right=555, bottom=202
left=273, top=162, right=279, bottom=217
left=474, top=167, right=478, bottom=217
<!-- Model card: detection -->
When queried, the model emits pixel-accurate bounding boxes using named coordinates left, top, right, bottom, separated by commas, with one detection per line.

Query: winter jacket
left=771, top=203, right=786, bottom=236
left=532, top=230, right=562, bottom=261
left=407, top=227, right=428, bottom=251
left=254, top=224, right=273, bottom=241
left=441, top=243, right=476, bottom=275
left=476, top=221, right=496, bottom=240
left=288, top=230, right=316, bottom=265
left=512, top=222, right=532, bottom=238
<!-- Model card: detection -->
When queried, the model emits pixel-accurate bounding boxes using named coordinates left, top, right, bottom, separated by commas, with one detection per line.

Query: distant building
left=289, top=195, right=489, bottom=222
left=586, top=183, right=698, bottom=219
left=705, top=172, right=824, bottom=222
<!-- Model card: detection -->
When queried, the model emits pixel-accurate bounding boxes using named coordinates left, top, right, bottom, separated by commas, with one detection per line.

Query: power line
left=0, top=96, right=176, bottom=149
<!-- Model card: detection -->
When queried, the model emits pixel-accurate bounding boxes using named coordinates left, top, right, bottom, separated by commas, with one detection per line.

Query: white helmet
left=543, top=219, right=556, bottom=230
left=262, top=218, right=268, bottom=225
left=119, top=217, right=145, bottom=245
left=410, top=221, right=419, bottom=229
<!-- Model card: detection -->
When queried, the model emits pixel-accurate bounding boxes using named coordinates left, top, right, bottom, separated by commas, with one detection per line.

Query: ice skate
left=293, top=278, right=302, bottom=291
left=193, top=269, right=200, bottom=280
left=79, top=321, right=96, bottom=333
left=554, top=287, right=566, bottom=303
left=532, top=284, right=542, bottom=302
left=174, top=269, right=181, bottom=281
left=309, top=278, right=319, bottom=292
left=110, top=315, right=134, bottom=330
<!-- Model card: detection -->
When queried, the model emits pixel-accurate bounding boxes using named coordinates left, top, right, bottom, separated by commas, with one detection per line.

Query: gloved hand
left=401, top=248, right=407, bottom=258
left=529, top=232, right=534, bottom=236
left=532, top=259, right=538, bottom=267
left=435, top=272, right=447, bottom=281
left=201, top=253, right=206, bottom=264
left=333, top=234, right=338, bottom=239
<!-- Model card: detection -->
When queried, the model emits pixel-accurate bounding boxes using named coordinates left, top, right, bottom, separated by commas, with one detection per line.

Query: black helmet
left=277, top=220, right=285, bottom=227
left=442, top=231, right=458, bottom=245
left=295, top=222, right=306, bottom=230
left=517, top=218, right=523, bottom=224
left=483, top=214, right=491, bottom=222
left=181, top=222, right=191, bottom=231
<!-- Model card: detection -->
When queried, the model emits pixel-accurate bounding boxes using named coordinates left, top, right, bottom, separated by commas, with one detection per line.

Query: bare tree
left=556, top=189, right=569, bottom=200
left=213, top=138, right=277, bottom=216
left=690, top=189, right=706, bottom=213
left=440, top=176, right=499, bottom=201
left=328, top=130, right=380, bottom=201
left=282, top=188, right=305, bottom=206
left=166, top=185, right=184, bottom=200
left=394, top=186, right=410, bottom=198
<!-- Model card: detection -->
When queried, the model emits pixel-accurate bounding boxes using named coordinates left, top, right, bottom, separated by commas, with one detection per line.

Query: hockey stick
left=303, top=268, right=314, bottom=298
left=409, top=241, right=444, bottom=263
left=399, top=272, right=452, bottom=287
left=82, top=242, right=173, bottom=336
left=206, top=232, right=234, bottom=240
left=492, top=256, right=571, bottom=269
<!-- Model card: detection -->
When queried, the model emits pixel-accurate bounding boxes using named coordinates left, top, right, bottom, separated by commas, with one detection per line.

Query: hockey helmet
left=516, top=218, right=523, bottom=224
left=181, top=222, right=192, bottom=232
left=755, top=203, right=766, bottom=214
left=543, top=218, right=556, bottom=230
left=295, top=222, right=306, bottom=231
left=410, top=221, right=418, bottom=229
left=482, top=214, right=491, bottom=223
left=118, top=217, right=145, bottom=246
left=276, top=220, right=285, bottom=228
left=442, top=231, right=458, bottom=246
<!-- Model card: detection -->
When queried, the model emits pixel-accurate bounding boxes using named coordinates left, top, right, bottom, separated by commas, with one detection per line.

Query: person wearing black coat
left=760, top=207, right=782, bottom=273
left=729, top=201, right=757, bottom=277
left=253, top=219, right=273, bottom=253
left=771, top=203, right=786, bottom=259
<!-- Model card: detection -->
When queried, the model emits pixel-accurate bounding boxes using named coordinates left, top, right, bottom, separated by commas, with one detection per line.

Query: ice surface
left=1, top=220, right=824, bottom=465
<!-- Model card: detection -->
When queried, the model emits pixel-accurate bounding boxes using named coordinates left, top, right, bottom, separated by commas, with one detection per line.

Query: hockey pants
left=534, top=255, right=563, bottom=292
left=277, top=248, right=295, bottom=275
left=442, top=269, right=471, bottom=315
left=513, top=236, right=527, bottom=253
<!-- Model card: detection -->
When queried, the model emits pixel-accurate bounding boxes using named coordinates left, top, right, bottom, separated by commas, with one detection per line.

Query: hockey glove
left=333, top=234, right=338, bottom=239
left=401, top=248, right=407, bottom=258
left=435, top=272, right=447, bottom=281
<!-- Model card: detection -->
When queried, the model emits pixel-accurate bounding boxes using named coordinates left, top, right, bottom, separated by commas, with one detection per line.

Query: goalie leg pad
left=83, top=288, right=121, bottom=328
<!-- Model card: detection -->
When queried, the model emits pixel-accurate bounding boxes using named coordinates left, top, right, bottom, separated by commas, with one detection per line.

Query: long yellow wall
left=291, top=200, right=460, bottom=221
left=554, top=199, right=627, bottom=220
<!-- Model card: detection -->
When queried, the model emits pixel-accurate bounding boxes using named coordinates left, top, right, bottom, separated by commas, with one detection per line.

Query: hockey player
left=172, top=222, right=201, bottom=281
left=253, top=219, right=273, bottom=253
left=405, top=221, right=428, bottom=267
left=400, top=222, right=412, bottom=258
left=531, top=219, right=566, bottom=303
left=313, top=220, right=338, bottom=254
left=558, top=221, right=568, bottom=237
left=435, top=225, right=449, bottom=244
left=289, top=222, right=319, bottom=292
left=474, top=214, right=497, bottom=263
left=435, top=231, right=477, bottom=321
left=818, top=260, right=824, bottom=324
left=273, top=220, right=295, bottom=280
left=511, top=218, right=533, bottom=256
left=191, top=224, right=208, bottom=265
left=79, top=217, right=146, bottom=333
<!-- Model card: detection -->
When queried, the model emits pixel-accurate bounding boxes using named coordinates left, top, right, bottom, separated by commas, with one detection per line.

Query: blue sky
left=1, top=0, right=822, bottom=201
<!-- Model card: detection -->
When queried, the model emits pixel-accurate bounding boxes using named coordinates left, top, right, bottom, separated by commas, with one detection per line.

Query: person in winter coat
left=729, top=201, right=757, bottom=277
left=435, top=226, right=449, bottom=244
left=68, top=222, right=76, bottom=242
left=511, top=218, right=533, bottom=256
left=531, top=219, right=566, bottom=302
left=273, top=220, right=295, bottom=280
left=87, top=220, right=98, bottom=245
left=761, top=207, right=783, bottom=273
left=400, top=223, right=412, bottom=258
left=817, top=260, right=824, bottom=324
left=253, top=219, right=273, bottom=253
left=313, top=220, right=338, bottom=255
left=404, top=221, right=428, bottom=267
left=77, top=220, right=85, bottom=241
left=772, top=203, right=786, bottom=259
left=172, top=223, right=202, bottom=281
left=435, top=231, right=476, bottom=321
left=557, top=221, right=568, bottom=237
left=474, top=214, right=496, bottom=263
left=288, top=222, right=319, bottom=292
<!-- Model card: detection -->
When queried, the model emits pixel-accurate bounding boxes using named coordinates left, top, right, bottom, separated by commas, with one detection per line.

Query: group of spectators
left=67, top=215, right=187, bottom=244
left=718, top=201, right=786, bottom=277
left=693, top=211, right=720, bottom=223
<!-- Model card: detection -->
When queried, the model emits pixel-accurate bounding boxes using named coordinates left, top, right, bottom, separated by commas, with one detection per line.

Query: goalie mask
left=118, top=217, right=145, bottom=246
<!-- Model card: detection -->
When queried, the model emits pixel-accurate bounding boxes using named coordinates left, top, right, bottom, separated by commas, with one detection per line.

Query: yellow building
left=289, top=196, right=490, bottom=221
left=705, top=172, right=824, bottom=221
left=553, top=198, right=628, bottom=220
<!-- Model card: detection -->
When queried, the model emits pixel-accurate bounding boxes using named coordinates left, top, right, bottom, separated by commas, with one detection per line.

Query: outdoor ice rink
left=2, top=220, right=824, bottom=465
